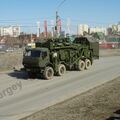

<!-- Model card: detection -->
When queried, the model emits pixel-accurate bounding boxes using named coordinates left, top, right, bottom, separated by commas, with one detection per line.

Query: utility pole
left=55, top=0, right=66, bottom=37
left=56, top=11, right=59, bottom=37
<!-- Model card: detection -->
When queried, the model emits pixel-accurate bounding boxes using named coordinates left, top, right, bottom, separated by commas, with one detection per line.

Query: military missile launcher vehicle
left=22, top=36, right=99, bottom=79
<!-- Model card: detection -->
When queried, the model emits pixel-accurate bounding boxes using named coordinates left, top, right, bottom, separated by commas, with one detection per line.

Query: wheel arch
left=45, top=62, right=54, bottom=68
left=59, top=61, right=66, bottom=66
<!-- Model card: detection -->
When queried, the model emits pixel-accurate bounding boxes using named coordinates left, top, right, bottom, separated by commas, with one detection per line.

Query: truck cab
left=23, top=47, right=51, bottom=78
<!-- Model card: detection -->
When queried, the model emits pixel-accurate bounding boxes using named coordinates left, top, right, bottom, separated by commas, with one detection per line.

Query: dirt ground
left=100, top=49, right=120, bottom=57
left=0, top=51, right=23, bottom=71
left=0, top=49, right=120, bottom=120
left=21, top=76, right=120, bottom=120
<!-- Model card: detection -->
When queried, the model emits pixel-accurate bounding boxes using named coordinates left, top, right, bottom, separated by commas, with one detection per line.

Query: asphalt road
left=0, top=56, right=120, bottom=120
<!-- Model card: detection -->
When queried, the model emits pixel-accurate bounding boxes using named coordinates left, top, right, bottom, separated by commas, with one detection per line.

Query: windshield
left=25, top=50, right=41, bottom=57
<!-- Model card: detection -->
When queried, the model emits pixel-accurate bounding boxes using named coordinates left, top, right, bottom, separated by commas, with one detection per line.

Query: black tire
left=85, top=59, right=91, bottom=70
left=44, top=67, right=54, bottom=80
left=78, top=60, right=85, bottom=71
left=57, top=64, right=66, bottom=76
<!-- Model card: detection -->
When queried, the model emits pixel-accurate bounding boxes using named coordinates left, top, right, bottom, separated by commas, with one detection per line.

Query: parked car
left=5, top=47, right=14, bottom=52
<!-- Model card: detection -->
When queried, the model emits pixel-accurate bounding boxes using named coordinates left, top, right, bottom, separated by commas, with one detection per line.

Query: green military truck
left=22, top=36, right=99, bottom=79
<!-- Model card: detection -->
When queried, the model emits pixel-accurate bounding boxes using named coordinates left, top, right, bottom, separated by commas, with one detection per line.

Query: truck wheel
left=85, top=59, right=91, bottom=70
left=58, top=64, right=66, bottom=76
left=78, top=60, right=85, bottom=71
left=44, top=67, right=54, bottom=80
